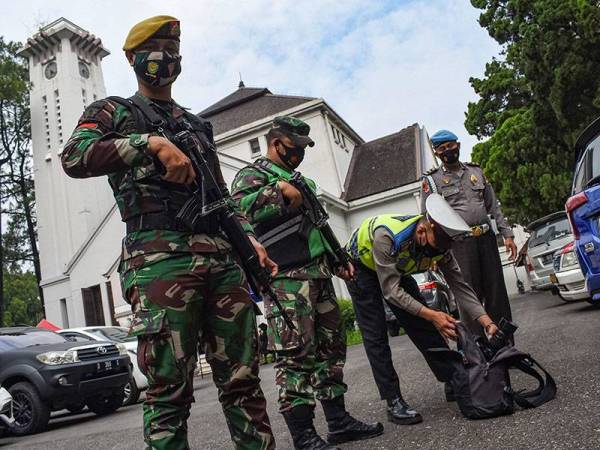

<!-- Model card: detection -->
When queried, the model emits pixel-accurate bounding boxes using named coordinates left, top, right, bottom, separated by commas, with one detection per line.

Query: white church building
left=19, top=18, right=525, bottom=329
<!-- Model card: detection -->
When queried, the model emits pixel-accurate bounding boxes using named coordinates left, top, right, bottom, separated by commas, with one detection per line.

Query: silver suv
left=526, top=212, right=572, bottom=289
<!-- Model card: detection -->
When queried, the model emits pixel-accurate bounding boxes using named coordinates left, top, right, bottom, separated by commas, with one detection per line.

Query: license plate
left=96, top=360, right=117, bottom=373
left=550, top=273, right=558, bottom=284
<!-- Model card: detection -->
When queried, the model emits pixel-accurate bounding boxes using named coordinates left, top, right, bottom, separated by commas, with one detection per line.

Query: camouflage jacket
left=62, top=92, right=254, bottom=262
left=231, top=157, right=331, bottom=280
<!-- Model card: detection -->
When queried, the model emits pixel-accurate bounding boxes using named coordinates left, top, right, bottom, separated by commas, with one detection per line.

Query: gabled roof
left=198, top=83, right=315, bottom=136
left=343, top=124, right=420, bottom=201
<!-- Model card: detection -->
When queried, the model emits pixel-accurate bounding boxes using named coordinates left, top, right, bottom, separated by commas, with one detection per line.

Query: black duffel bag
left=429, top=322, right=556, bottom=420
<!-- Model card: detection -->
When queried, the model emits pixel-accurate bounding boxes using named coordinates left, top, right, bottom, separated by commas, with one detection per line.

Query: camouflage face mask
left=133, top=50, right=181, bottom=87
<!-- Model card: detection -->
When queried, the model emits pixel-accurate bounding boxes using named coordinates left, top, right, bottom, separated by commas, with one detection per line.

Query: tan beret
left=123, top=15, right=180, bottom=51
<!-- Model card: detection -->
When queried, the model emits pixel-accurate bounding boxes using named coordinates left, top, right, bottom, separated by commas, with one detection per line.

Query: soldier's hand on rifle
left=148, top=136, right=196, bottom=185
left=278, top=180, right=303, bottom=209
left=335, top=262, right=355, bottom=281
left=249, top=236, right=278, bottom=277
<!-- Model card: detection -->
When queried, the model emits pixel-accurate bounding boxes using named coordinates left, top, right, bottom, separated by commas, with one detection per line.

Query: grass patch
left=346, top=328, right=363, bottom=346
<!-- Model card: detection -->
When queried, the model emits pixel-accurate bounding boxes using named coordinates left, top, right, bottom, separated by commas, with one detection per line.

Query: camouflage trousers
left=121, top=250, right=274, bottom=450
left=265, top=277, right=348, bottom=412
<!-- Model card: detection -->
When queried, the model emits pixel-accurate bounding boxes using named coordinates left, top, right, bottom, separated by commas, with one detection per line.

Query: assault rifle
left=171, top=127, right=296, bottom=331
left=288, top=172, right=352, bottom=273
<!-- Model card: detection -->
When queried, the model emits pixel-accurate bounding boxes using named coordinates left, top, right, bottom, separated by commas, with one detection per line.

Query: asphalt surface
left=1, top=290, right=600, bottom=450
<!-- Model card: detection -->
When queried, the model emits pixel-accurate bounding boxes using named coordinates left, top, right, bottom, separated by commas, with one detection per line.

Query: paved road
left=2, top=291, right=600, bottom=449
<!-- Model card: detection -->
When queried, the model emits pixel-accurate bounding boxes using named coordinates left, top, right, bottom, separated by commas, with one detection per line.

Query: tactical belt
left=470, top=223, right=490, bottom=237
left=126, top=212, right=218, bottom=234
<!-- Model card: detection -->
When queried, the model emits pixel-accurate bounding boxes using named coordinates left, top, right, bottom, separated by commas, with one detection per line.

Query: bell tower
left=18, top=18, right=115, bottom=284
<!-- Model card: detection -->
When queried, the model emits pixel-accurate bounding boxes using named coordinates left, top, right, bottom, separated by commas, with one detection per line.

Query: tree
left=0, top=37, right=43, bottom=324
left=466, top=0, right=600, bottom=225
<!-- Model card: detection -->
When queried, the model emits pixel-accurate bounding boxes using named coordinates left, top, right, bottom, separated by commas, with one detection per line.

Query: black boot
left=321, top=396, right=384, bottom=444
left=444, top=382, right=456, bottom=402
left=282, top=405, right=339, bottom=450
left=386, top=397, right=423, bottom=425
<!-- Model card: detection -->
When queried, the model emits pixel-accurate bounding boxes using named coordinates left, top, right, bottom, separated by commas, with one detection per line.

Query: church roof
left=343, top=124, right=421, bottom=201
left=198, top=83, right=316, bottom=136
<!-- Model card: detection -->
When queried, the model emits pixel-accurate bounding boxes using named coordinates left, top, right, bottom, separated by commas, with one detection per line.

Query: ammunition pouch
left=126, top=211, right=219, bottom=235
left=254, top=212, right=313, bottom=271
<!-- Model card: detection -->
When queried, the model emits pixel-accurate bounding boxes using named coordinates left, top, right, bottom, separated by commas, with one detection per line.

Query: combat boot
left=282, top=405, right=339, bottom=450
left=321, top=396, right=384, bottom=444
left=386, top=396, right=423, bottom=425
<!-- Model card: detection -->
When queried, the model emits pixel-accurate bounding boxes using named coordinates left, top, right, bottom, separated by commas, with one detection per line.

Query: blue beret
left=431, top=130, right=458, bottom=147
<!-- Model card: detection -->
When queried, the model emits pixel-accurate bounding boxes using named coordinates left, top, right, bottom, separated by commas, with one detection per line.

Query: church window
left=82, top=285, right=106, bottom=326
left=331, top=125, right=340, bottom=144
left=249, top=138, right=261, bottom=158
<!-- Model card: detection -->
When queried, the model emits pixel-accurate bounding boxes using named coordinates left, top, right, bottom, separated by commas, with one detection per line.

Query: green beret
left=273, top=116, right=315, bottom=148
left=123, top=15, right=180, bottom=51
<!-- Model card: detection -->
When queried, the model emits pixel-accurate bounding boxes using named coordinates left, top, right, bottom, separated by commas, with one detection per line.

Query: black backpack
left=429, top=323, right=556, bottom=420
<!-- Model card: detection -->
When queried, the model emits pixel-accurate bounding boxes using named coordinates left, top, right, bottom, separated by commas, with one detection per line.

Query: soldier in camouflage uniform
left=231, top=117, right=383, bottom=450
left=62, top=16, right=275, bottom=450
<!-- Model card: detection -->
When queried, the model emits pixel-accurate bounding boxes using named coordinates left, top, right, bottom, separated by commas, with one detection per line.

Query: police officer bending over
left=345, top=195, right=498, bottom=425
left=421, top=129, right=516, bottom=324
left=62, top=16, right=275, bottom=450
left=232, top=116, right=383, bottom=450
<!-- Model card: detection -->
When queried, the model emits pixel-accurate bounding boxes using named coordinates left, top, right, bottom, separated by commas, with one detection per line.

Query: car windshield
left=529, top=217, right=571, bottom=248
left=87, top=327, right=135, bottom=343
left=0, top=330, right=67, bottom=351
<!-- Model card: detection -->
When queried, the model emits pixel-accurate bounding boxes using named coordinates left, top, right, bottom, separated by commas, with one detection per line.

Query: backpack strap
left=510, top=355, right=557, bottom=408
left=106, top=96, right=147, bottom=132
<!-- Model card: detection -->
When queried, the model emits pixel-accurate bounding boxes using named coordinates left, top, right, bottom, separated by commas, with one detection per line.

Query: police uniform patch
left=470, top=174, right=478, bottom=185
left=422, top=179, right=430, bottom=193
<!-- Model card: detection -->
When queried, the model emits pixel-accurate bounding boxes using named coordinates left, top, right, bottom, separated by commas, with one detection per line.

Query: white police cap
left=425, top=193, right=471, bottom=239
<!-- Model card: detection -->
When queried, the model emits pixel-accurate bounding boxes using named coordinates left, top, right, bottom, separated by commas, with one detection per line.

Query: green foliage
left=337, top=298, right=362, bottom=346
left=467, top=0, right=600, bottom=224
left=3, top=270, right=42, bottom=326
left=345, top=328, right=363, bottom=346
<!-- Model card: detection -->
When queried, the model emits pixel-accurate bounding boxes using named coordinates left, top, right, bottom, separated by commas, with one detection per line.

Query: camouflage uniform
left=62, top=93, right=274, bottom=450
left=231, top=156, right=347, bottom=412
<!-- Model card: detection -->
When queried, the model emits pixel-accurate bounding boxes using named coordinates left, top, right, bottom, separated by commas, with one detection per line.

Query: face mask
left=441, top=147, right=460, bottom=164
left=133, top=50, right=181, bottom=87
left=277, top=143, right=305, bottom=170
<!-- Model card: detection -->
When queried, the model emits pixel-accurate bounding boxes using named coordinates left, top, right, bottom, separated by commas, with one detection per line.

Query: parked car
left=384, top=270, right=455, bottom=336
left=57, top=326, right=147, bottom=406
left=550, top=242, right=588, bottom=303
left=0, top=327, right=130, bottom=436
left=0, top=387, right=14, bottom=438
left=566, top=116, right=600, bottom=304
left=525, top=212, right=572, bottom=290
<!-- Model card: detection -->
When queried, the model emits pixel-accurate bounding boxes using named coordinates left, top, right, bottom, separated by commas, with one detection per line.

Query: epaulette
left=466, top=162, right=480, bottom=167
left=424, top=166, right=440, bottom=176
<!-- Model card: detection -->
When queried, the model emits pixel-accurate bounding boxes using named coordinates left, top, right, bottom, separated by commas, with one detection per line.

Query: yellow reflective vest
left=347, top=214, right=445, bottom=273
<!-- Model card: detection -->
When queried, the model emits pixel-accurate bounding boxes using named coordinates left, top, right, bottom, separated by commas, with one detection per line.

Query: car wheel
left=122, top=378, right=140, bottom=406
left=86, top=389, right=125, bottom=416
left=9, top=382, right=50, bottom=436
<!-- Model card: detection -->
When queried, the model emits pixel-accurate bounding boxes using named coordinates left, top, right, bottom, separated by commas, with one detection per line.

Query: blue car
left=566, top=116, right=600, bottom=304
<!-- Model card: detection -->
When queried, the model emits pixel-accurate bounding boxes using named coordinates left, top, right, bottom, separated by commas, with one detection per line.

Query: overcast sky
left=4, top=0, right=500, bottom=157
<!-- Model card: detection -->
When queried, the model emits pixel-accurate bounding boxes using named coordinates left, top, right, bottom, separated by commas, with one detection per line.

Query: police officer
left=421, top=130, right=517, bottom=324
left=344, top=195, right=498, bottom=424
left=231, top=117, right=383, bottom=450
left=62, top=16, right=275, bottom=450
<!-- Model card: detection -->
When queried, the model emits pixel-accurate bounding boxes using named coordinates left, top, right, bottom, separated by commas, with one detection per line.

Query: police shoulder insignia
left=421, top=179, right=430, bottom=193
left=470, top=174, right=478, bottom=185
left=424, top=166, right=439, bottom=176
